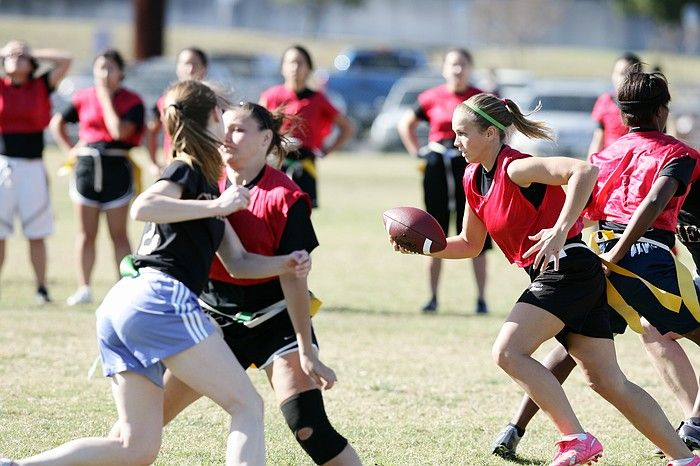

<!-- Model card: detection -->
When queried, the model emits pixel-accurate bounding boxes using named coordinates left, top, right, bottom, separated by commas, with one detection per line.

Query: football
left=382, top=206, right=447, bottom=254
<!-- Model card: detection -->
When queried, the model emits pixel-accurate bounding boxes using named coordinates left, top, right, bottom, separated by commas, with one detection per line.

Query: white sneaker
left=66, top=286, right=92, bottom=306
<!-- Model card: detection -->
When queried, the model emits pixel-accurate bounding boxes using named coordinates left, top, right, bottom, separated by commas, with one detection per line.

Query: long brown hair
left=456, top=93, right=553, bottom=142
left=162, top=80, right=226, bottom=185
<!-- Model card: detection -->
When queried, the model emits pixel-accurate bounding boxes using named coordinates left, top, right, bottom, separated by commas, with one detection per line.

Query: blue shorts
left=96, top=269, right=216, bottom=387
left=600, top=239, right=700, bottom=335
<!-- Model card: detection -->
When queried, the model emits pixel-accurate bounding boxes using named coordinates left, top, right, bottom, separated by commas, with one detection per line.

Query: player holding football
left=392, top=92, right=699, bottom=466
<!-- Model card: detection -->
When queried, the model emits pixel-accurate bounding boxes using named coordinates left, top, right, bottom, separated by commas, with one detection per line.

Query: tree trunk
left=133, top=0, right=166, bottom=60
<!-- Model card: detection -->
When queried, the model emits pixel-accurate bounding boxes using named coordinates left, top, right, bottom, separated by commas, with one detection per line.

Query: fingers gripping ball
left=383, top=207, right=447, bottom=254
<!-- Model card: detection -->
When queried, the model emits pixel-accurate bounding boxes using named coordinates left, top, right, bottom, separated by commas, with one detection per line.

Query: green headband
left=464, top=101, right=507, bottom=132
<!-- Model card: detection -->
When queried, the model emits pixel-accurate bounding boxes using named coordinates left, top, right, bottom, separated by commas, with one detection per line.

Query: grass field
left=0, top=147, right=698, bottom=465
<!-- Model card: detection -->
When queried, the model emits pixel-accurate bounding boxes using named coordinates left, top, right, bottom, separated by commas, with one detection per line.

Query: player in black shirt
left=9, top=81, right=311, bottom=466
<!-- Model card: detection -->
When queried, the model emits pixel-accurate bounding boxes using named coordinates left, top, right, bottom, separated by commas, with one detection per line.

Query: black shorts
left=423, top=150, right=492, bottom=252
left=283, top=148, right=317, bottom=208
left=71, top=154, right=133, bottom=209
left=517, top=244, right=613, bottom=347
left=220, top=311, right=319, bottom=370
left=599, top=238, right=700, bottom=336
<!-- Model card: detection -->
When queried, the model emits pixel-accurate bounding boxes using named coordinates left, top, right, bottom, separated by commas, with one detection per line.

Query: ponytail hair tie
left=167, top=103, right=181, bottom=112
left=502, top=98, right=509, bottom=106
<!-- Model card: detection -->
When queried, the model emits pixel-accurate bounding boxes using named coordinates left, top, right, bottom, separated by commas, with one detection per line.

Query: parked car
left=321, top=48, right=428, bottom=132
left=671, top=86, right=700, bottom=149
left=369, top=71, right=442, bottom=152
left=369, top=68, right=535, bottom=152
left=508, top=79, right=610, bottom=159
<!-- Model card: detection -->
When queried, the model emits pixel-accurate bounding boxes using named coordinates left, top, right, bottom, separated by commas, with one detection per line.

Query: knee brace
left=280, top=389, right=348, bottom=465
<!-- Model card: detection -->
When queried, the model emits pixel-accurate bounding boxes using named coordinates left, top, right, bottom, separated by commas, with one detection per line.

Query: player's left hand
left=523, top=227, right=567, bottom=273
left=282, top=250, right=312, bottom=278
left=299, top=350, right=337, bottom=390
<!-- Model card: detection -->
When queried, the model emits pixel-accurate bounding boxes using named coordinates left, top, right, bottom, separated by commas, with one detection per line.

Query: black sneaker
left=421, top=297, right=437, bottom=313
left=35, top=285, right=51, bottom=305
left=491, top=424, right=523, bottom=459
left=654, top=421, right=686, bottom=457
left=681, top=420, right=700, bottom=450
left=476, top=298, right=489, bottom=314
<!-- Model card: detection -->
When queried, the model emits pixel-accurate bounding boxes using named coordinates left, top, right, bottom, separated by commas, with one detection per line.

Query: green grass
left=0, top=148, right=697, bottom=465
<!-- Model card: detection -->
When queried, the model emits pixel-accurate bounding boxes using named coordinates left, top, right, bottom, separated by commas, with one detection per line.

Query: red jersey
left=590, top=92, right=628, bottom=149
left=464, top=145, right=583, bottom=268
left=417, top=84, right=482, bottom=142
left=0, top=73, right=52, bottom=134
left=209, top=165, right=311, bottom=286
left=586, top=131, right=700, bottom=232
left=71, top=87, right=145, bottom=147
left=260, top=85, right=338, bottom=151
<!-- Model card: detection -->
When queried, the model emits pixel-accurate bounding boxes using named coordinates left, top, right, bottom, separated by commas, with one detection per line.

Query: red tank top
left=586, top=131, right=700, bottom=231
left=590, top=92, right=628, bottom=149
left=417, top=84, right=482, bottom=142
left=465, top=145, right=583, bottom=268
left=0, top=74, right=51, bottom=134
left=260, top=85, right=338, bottom=151
left=208, top=165, right=311, bottom=285
left=72, top=87, right=144, bottom=147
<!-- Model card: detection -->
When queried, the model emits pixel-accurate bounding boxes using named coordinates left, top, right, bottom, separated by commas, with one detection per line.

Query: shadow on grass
left=322, top=305, right=495, bottom=319
left=502, top=456, right=545, bottom=465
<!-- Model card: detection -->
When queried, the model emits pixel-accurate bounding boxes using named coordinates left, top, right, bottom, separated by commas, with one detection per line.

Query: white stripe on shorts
left=181, top=311, right=207, bottom=343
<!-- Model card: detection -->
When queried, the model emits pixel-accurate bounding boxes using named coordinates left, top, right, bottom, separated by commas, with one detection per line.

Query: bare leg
left=164, top=333, right=264, bottom=466
left=74, top=203, right=100, bottom=287
left=28, top=238, right=47, bottom=288
left=427, top=256, right=441, bottom=302
left=567, top=334, right=693, bottom=461
left=492, top=302, right=583, bottom=435
left=471, top=253, right=487, bottom=303
left=640, top=318, right=698, bottom=418
left=18, top=372, right=163, bottom=466
left=510, top=343, right=577, bottom=430
left=105, top=204, right=131, bottom=275
left=265, top=352, right=362, bottom=466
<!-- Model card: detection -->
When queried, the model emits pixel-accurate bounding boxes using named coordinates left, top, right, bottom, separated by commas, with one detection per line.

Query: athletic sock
left=560, top=433, right=589, bottom=441
left=668, top=457, right=696, bottom=466
left=508, top=423, right=525, bottom=437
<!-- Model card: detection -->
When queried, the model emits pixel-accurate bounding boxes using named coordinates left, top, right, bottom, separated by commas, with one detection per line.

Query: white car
left=369, top=68, right=536, bottom=153
left=509, top=79, right=611, bottom=159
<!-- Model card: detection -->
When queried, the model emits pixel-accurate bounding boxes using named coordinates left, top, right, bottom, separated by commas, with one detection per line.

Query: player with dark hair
left=398, top=47, right=489, bottom=314
left=149, top=102, right=362, bottom=465
left=51, top=49, right=145, bottom=306
left=146, top=46, right=208, bottom=174
left=260, top=44, right=353, bottom=208
left=587, top=52, right=641, bottom=155
left=0, top=40, right=72, bottom=303
left=393, top=92, right=699, bottom=466
left=1, top=80, right=313, bottom=466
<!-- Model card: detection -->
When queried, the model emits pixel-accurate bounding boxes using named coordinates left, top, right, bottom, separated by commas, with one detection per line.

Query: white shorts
left=0, top=155, right=53, bottom=240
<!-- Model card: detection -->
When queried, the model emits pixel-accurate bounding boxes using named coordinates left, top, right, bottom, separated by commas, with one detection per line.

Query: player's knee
left=221, top=389, right=264, bottom=420
left=585, top=370, right=626, bottom=399
left=280, top=389, right=348, bottom=465
left=492, top=341, right=516, bottom=372
left=117, top=431, right=161, bottom=465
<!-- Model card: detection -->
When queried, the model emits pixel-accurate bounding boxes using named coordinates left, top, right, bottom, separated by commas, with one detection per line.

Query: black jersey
left=133, top=160, right=225, bottom=294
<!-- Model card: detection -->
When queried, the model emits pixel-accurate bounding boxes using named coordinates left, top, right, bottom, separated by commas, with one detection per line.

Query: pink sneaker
left=667, top=456, right=700, bottom=466
left=549, top=433, right=603, bottom=466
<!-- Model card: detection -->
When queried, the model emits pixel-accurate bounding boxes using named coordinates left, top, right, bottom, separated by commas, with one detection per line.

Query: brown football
left=382, top=207, right=447, bottom=254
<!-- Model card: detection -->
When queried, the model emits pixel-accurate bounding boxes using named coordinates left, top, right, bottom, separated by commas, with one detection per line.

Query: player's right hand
left=216, top=184, right=250, bottom=215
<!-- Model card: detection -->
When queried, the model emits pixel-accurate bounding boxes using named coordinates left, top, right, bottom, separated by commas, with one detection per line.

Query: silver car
left=509, top=79, right=611, bottom=159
